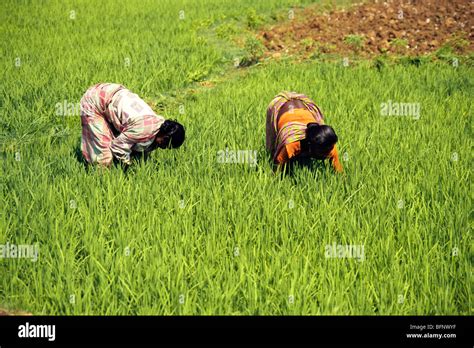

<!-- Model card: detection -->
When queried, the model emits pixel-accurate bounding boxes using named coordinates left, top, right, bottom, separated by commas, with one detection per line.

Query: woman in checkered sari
left=266, top=91, right=342, bottom=172
left=80, top=83, right=185, bottom=166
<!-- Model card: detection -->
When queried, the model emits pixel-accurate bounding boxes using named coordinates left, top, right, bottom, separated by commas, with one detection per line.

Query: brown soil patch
left=0, top=307, right=32, bottom=316
left=198, top=80, right=216, bottom=88
left=261, top=0, right=473, bottom=57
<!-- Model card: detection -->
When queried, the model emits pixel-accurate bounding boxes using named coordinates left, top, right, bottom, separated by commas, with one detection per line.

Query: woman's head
left=154, top=120, right=185, bottom=149
left=305, top=123, right=338, bottom=159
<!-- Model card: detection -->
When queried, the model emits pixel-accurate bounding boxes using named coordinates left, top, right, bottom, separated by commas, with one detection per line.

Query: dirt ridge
left=261, top=0, right=474, bottom=57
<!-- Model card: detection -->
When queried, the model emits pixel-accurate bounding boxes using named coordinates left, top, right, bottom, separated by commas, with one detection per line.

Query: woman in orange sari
left=266, top=91, right=343, bottom=172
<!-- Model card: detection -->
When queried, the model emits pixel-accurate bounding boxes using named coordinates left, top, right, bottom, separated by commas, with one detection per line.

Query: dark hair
left=160, top=120, right=185, bottom=148
left=305, top=123, right=338, bottom=158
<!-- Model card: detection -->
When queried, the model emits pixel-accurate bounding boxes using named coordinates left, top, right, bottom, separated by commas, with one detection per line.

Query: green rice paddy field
left=0, top=0, right=472, bottom=314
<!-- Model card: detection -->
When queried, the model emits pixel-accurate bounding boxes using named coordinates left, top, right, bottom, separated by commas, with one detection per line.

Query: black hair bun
left=306, top=124, right=338, bottom=148
left=306, top=123, right=320, bottom=138
left=160, top=119, right=186, bottom=148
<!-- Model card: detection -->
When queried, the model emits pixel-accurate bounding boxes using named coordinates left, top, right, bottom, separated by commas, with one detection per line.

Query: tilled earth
left=0, top=308, right=32, bottom=316
left=261, top=0, right=474, bottom=57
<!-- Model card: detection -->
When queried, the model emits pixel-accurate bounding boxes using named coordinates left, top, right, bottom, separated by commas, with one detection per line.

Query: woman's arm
left=275, top=146, right=289, bottom=165
left=110, top=115, right=161, bottom=165
left=328, top=145, right=343, bottom=173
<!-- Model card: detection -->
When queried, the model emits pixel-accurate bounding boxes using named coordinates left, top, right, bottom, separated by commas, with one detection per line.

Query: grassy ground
left=0, top=0, right=471, bottom=315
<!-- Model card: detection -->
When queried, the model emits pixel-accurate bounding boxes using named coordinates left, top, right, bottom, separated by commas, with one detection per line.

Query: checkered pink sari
left=80, top=83, right=164, bottom=166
